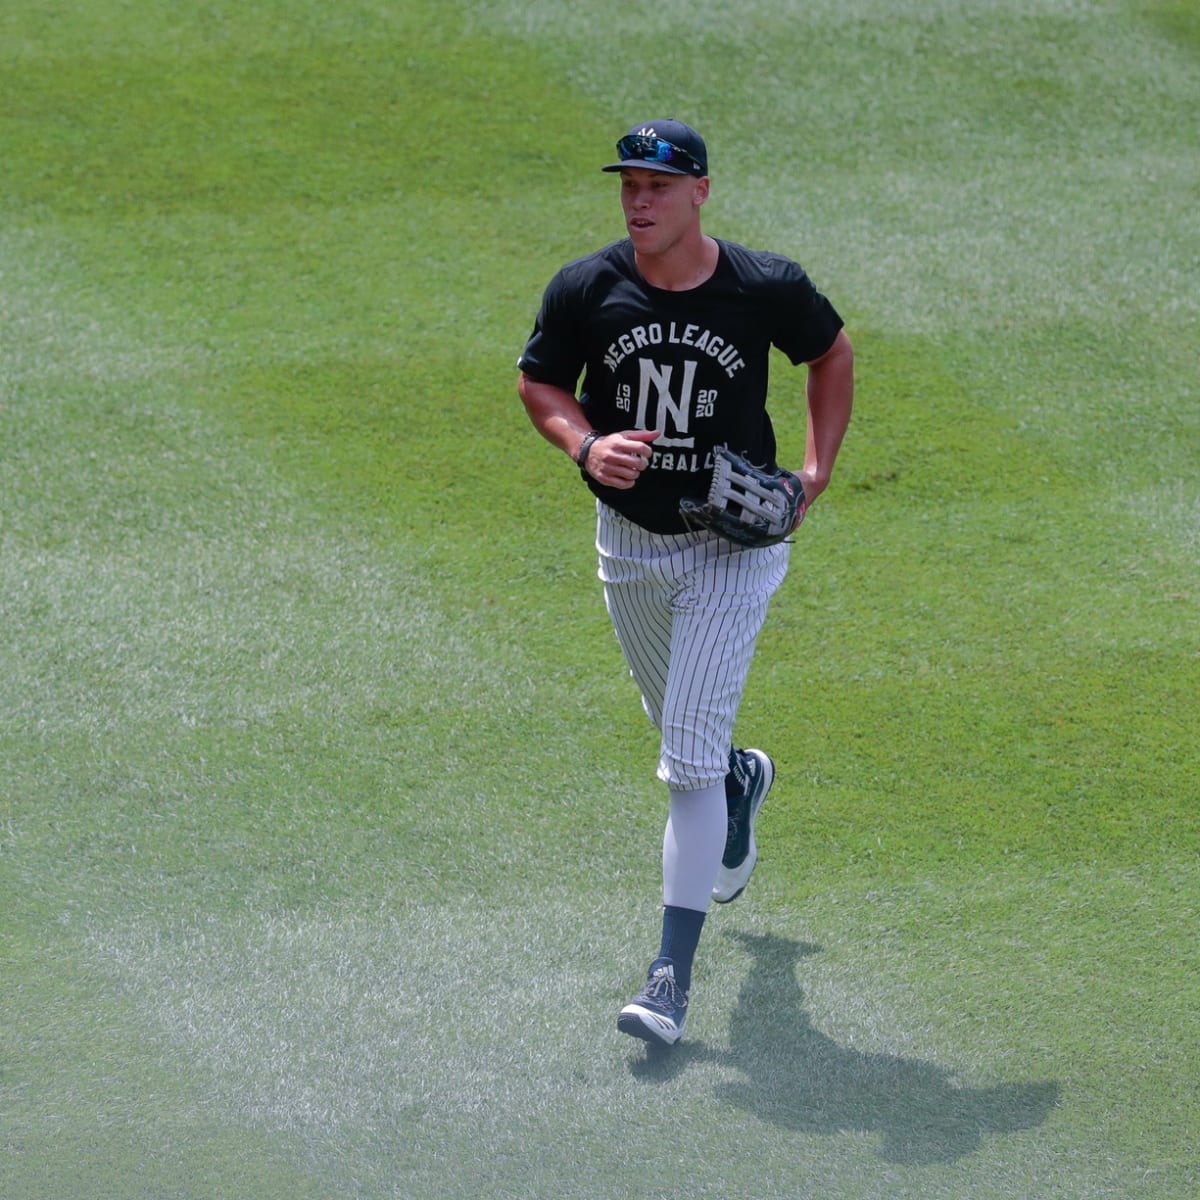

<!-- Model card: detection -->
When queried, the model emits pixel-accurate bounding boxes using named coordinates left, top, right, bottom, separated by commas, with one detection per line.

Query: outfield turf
left=2, top=2, right=1198, bottom=1197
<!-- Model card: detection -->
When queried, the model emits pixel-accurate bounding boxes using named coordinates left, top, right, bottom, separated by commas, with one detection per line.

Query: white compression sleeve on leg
left=662, top=781, right=727, bottom=912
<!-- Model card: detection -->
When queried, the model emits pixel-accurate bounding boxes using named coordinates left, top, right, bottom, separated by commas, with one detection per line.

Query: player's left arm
left=799, top=328, right=854, bottom=506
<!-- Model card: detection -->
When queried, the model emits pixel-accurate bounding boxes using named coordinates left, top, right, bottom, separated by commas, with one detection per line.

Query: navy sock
left=656, top=905, right=707, bottom=992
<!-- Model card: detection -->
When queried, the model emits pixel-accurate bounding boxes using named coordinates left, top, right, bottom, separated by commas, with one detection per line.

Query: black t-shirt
left=518, top=237, right=843, bottom=533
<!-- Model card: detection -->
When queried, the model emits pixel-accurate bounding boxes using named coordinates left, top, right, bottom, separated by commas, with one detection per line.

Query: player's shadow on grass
left=632, top=931, right=1060, bottom=1164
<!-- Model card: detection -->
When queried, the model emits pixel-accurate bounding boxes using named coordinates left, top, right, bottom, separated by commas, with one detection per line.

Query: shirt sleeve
left=769, top=260, right=845, bottom=366
left=517, top=270, right=587, bottom=392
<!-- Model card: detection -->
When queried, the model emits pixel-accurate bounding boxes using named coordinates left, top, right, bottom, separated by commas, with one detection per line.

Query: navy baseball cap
left=602, top=119, right=708, bottom=177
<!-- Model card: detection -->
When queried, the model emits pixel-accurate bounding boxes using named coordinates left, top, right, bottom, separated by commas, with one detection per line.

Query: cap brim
left=601, top=160, right=691, bottom=175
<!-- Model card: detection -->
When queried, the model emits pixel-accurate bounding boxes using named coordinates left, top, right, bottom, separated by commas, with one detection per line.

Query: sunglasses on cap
left=615, top=134, right=705, bottom=176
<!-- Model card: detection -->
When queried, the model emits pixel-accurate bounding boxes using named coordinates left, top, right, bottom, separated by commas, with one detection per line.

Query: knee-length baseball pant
left=595, top=500, right=790, bottom=792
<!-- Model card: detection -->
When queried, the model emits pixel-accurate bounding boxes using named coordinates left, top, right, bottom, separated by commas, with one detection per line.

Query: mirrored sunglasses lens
left=617, top=135, right=695, bottom=171
left=618, top=135, right=660, bottom=161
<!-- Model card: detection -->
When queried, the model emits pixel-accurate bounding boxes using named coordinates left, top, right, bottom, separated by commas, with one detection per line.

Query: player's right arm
left=518, top=372, right=657, bottom=490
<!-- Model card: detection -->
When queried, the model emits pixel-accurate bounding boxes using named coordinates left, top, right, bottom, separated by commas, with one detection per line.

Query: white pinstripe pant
left=596, top=500, right=790, bottom=791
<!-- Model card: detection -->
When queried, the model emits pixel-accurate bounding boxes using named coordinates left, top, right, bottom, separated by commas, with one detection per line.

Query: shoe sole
left=617, top=1004, right=684, bottom=1046
left=712, top=749, right=774, bottom=904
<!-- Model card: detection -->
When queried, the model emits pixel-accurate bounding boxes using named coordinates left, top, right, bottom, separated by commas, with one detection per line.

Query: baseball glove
left=678, top=446, right=807, bottom=548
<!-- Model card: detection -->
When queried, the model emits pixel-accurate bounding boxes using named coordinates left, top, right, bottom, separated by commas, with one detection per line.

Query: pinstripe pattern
left=596, top=500, right=789, bottom=790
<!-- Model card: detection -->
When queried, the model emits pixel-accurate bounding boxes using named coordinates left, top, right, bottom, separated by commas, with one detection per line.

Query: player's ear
left=694, top=177, right=710, bottom=207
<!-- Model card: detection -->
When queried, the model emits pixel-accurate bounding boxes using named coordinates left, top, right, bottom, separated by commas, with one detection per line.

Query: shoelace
left=726, top=811, right=743, bottom=843
left=729, top=754, right=751, bottom=794
left=726, top=757, right=755, bottom=840
left=726, top=783, right=754, bottom=841
left=644, top=971, right=687, bottom=1009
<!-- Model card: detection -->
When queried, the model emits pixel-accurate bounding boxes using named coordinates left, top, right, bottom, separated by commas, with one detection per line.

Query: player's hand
left=584, top=429, right=660, bottom=489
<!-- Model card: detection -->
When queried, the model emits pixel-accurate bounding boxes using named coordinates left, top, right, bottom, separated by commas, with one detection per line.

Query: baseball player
left=517, top=118, right=854, bottom=1046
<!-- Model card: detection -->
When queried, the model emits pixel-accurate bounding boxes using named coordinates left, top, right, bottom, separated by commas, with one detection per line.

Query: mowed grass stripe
left=61, top=858, right=1196, bottom=1194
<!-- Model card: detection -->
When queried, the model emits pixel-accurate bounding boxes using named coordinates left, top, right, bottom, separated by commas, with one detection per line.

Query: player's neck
left=634, top=233, right=719, bottom=292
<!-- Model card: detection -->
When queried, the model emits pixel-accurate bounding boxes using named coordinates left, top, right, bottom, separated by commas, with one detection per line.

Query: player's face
left=619, top=168, right=708, bottom=256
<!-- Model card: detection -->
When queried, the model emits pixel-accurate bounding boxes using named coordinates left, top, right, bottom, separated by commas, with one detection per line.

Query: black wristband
left=576, top=431, right=602, bottom=475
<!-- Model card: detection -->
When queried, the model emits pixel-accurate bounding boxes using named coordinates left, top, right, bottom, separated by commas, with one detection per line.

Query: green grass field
left=2, top=1, right=1197, bottom=1197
